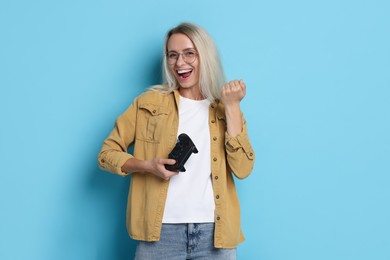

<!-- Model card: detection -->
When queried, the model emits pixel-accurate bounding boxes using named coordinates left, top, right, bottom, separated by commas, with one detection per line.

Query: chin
left=178, top=82, right=198, bottom=89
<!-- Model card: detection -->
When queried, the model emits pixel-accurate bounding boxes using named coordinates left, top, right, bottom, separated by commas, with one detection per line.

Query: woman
left=98, top=22, right=255, bottom=259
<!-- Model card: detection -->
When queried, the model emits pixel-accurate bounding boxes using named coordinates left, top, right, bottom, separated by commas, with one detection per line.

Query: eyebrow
left=167, top=48, right=196, bottom=53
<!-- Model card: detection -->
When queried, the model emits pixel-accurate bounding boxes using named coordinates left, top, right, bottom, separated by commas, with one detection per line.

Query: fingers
left=150, top=158, right=178, bottom=180
left=239, top=79, right=246, bottom=90
left=224, top=80, right=245, bottom=91
left=160, top=158, right=176, bottom=165
left=221, top=79, right=246, bottom=104
left=239, top=80, right=246, bottom=95
left=227, top=80, right=240, bottom=90
left=162, top=173, right=176, bottom=180
left=159, top=169, right=178, bottom=180
left=160, top=159, right=178, bottom=179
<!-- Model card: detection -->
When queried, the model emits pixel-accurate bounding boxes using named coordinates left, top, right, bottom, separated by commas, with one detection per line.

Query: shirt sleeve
left=225, top=119, right=255, bottom=179
left=97, top=98, right=138, bottom=176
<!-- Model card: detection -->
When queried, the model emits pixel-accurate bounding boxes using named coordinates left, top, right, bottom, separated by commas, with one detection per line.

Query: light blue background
left=1, top=0, right=389, bottom=259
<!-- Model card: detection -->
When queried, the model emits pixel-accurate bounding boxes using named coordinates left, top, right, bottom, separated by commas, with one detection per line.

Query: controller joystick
left=164, top=133, right=198, bottom=172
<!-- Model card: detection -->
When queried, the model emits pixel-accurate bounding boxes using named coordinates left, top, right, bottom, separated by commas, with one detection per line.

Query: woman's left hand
left=220, top=80, right=246, bottom=137
left=221, top=80, right=246, bottom=106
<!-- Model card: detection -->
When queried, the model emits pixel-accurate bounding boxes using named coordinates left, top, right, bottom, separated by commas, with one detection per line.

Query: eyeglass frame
left=166, top=49, right=198, bottom=65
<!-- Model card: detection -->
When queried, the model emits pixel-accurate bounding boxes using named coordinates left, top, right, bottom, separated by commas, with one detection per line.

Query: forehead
left=167, top=33, right=195, bottom=51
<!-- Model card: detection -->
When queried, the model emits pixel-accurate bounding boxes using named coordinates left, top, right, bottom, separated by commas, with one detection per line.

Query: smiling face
left=167, top=33, right=202, bottom=99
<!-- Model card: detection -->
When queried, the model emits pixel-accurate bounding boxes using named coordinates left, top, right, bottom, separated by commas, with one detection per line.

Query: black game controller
left=164, top=133, right=198, bottom=172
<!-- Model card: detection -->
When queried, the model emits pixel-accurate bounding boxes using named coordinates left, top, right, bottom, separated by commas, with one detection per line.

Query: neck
left=179, top=87, right=204, bottom=100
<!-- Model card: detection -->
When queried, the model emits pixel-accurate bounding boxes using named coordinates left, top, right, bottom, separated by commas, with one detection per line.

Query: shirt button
left=216, top=195, right=220, bottom=199
left=100, top=159, right=105, bottom=163
left=213, top=136, right=217, bottom=141
left=152, top=109, right=156, bottom=114
left=250, top=152, right=253, bottom=157
left=211, top=119, right=216, bottom=123
left=213, top=157, right=217, bottom=162
left=216, top=216, right=220, bottom=221
left=214, top=176, right=218, bottom=180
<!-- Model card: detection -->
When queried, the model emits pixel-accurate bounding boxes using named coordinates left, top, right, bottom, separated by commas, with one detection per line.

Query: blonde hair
left=151, top=22, right=226, bottom=103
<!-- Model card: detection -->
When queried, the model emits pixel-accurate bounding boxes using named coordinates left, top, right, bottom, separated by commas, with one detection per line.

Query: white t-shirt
left=162, top=95, right=215, bottom=223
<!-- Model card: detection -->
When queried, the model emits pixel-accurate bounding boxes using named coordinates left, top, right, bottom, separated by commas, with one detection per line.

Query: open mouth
left=176, top=69, right=193, bottom=79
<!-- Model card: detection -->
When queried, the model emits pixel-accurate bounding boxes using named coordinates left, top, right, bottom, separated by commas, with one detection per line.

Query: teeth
left=177, top=69, right=192, bottom=74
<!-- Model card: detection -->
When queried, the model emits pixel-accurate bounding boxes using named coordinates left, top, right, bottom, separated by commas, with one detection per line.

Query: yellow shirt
left=98, top=88, right=255, bottom=248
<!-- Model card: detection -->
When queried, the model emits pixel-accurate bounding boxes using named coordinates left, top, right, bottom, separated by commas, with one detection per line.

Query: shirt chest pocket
left=137, top=103, right=169, bottom=143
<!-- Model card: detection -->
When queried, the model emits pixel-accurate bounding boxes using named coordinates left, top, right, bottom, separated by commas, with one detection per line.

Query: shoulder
left=137, top=86, right=174, bottom=104
left=130, top=87, right=178, bottom=115
left=119, top=87, right=175, bottom=119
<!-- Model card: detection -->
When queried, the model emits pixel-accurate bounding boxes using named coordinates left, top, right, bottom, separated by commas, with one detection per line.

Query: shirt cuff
left=225, top=130, right=255, bottom=160
left=98, top=152, right=134, bottom=176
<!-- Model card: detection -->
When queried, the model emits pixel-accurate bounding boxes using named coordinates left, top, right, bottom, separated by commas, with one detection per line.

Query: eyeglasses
left=166, top=49, right=198, bottom=65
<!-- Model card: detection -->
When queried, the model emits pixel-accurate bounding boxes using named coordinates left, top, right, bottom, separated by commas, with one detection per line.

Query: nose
left=175, top=53, right=186, bottom=66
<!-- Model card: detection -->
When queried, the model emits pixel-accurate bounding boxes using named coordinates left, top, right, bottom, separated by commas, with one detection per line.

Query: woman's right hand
left=147, top=158, right=178, bottom=180
left=121, top=157, right=178, bottom=180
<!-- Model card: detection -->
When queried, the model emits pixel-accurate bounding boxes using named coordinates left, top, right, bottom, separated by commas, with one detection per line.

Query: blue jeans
left=134, top=223, right=237, bottom=260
